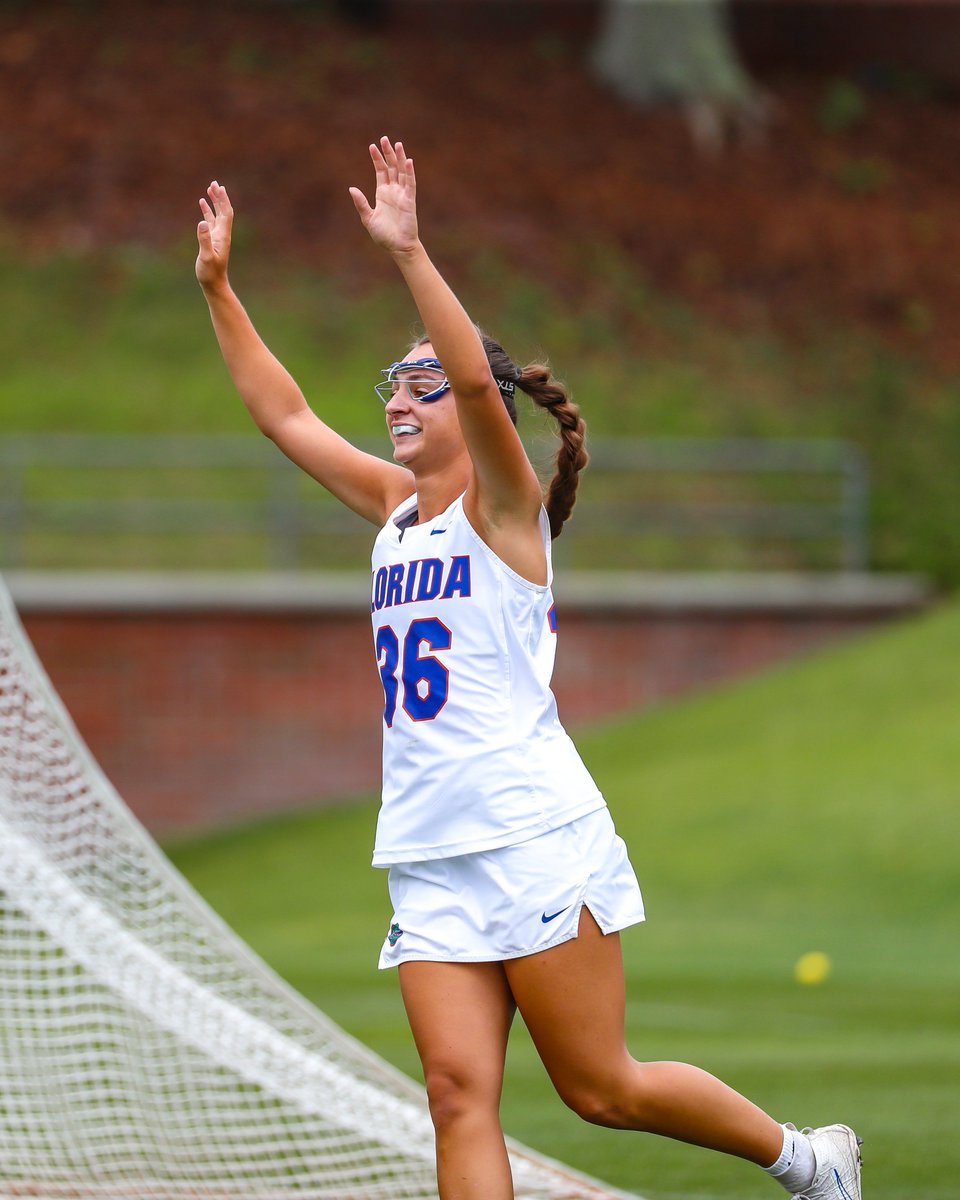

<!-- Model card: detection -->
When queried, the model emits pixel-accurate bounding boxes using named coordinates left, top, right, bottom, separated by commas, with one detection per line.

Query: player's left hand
left=196, top=181, right=234, bottom=291
left=348, top=137, right=420, bottom=257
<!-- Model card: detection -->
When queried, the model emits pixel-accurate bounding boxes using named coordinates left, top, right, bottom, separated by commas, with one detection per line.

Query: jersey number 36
left=376, top=617, right=451, bottom=726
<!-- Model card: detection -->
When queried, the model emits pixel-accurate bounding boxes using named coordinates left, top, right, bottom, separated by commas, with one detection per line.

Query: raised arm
left=195, top=181, right=412, bottom=526
left=348, top=140, right=544, bottom=539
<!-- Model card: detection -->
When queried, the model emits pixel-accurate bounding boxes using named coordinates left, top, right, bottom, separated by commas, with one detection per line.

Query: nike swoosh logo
left=541, top=906, right=571, bottom=924
left=430, top=529, right=446, bottom=535
left=834, top=1169, right=855, bottom=1200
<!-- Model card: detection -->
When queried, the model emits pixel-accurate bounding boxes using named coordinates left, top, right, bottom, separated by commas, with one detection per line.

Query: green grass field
left=167, top=601, right=960, bottom=1200
left=4, top=246, right=960, bottom=581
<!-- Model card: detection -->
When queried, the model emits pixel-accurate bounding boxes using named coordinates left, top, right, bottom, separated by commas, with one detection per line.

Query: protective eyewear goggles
left=375, top=357, right=519, bottom=406
left=375, top=358, right=450, bottom=405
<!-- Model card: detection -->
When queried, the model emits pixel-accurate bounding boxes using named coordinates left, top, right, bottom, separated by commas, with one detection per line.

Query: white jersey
left=369, top=492, right=605, bottom=867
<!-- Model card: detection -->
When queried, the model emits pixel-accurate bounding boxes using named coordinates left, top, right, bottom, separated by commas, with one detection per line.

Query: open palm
left=196, top=181, right=233, bottom=288
left=349, top=137, right=419, bottom=255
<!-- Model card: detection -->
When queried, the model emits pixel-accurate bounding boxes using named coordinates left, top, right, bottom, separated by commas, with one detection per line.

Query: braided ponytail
left=411, top=330, right=588, bottom=538
left=515, top=363, right=588, bottom=539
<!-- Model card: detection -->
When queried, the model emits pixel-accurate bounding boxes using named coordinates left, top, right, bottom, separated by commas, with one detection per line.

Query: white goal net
left=0, top=576, right=637, bottom=1200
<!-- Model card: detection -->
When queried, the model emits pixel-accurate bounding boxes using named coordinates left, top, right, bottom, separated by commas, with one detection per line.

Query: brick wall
left=15, top=572, right=927, bottom=834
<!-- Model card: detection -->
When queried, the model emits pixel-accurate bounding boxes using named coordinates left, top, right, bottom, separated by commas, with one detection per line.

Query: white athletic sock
left=763, top=1123, right=817, bottom=1194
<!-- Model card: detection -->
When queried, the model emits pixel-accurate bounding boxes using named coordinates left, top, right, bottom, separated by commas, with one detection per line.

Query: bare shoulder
left=464, top=490, right=548, bottom=587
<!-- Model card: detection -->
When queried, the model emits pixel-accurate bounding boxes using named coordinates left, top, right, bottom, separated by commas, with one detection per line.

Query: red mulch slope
left=3, top=2, right=960, bottom=362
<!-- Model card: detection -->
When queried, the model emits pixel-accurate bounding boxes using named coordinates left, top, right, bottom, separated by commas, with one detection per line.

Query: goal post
left=0, top=575, right=639, bottom=1200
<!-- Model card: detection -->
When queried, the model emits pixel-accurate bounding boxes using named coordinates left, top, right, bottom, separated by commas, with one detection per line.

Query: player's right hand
left=196, top=181, right=233, bottom=290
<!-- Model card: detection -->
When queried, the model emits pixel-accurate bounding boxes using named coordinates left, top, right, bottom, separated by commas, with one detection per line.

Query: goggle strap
left=497, top=377, right=516, bottom=400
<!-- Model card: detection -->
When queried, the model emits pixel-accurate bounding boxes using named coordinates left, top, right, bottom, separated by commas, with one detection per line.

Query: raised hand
left=348, top=137, right=419, bottom=256
left=196, top=181, right=234, bottom=290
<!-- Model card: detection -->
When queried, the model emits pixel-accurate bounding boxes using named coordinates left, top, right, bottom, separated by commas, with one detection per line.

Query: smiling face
left=382, top=343, right=466, bottom=470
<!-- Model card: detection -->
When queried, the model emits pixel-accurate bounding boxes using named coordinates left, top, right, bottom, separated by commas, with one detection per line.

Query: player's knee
left=423, top=1066, right=496, bottom=1132
left=555, top=1072, right=643, bottom=1130
left=562, top=1087, right=631, bottom=1129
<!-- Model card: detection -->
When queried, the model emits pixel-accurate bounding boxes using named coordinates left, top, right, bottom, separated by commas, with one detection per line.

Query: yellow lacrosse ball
left=794, top=951, right=832, bottom=985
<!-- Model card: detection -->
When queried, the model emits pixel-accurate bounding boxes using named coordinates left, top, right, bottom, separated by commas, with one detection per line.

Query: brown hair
left=412, top=331, right=588, bottom=538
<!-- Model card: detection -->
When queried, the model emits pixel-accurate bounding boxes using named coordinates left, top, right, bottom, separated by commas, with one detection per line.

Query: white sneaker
left=792, top=1124, right=863, bottom=1200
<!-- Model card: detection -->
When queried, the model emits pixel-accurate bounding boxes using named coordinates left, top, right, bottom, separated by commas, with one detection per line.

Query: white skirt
left=378, top=806, right=645, bottom=969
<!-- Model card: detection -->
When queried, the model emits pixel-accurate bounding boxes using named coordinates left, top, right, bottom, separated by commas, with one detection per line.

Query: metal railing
left=0, top=434, right=869, bottom=573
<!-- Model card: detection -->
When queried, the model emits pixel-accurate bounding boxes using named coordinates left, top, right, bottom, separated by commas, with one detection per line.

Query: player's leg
left=399, top=959, right=517, bottom=1200
left=503, top=907, right=783, bottom=1164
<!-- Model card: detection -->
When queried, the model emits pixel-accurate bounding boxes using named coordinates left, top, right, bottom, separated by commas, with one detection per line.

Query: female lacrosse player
left=195, top=137, right=862, bottom=1200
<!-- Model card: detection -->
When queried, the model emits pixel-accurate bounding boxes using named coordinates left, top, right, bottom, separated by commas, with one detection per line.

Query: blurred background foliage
left=1, top=0, right=959, bottom=582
